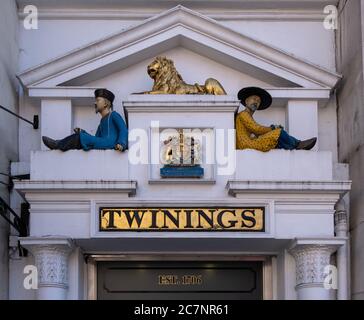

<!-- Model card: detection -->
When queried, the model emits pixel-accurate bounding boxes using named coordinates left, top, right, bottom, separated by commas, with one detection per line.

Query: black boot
left=57, top=133, right=82, bottom=151
left=42, top=136, right=59, bottom=150
left=296, top=137, right=317, bottom=150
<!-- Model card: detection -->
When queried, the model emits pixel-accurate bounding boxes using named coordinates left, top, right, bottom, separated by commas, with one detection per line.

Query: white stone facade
left=0, top=0, right=356, bottom=300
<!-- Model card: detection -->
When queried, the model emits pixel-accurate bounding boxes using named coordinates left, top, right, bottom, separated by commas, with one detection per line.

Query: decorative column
left=335, top=200, right=349, bottom=300
left=20, top=237, right=74, bottom=300
left=289, top=243, right=338, bottom=300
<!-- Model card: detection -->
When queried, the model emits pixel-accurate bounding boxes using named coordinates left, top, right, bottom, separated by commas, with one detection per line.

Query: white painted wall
left=10, top=1, right=346, bottom=300
left=223, top=20, right=336, bottom=72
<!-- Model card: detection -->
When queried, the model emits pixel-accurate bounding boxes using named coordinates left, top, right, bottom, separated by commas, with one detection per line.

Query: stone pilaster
left=334, top=200, right=349, bottom=300
left=335, top=200, right=348, bottom=237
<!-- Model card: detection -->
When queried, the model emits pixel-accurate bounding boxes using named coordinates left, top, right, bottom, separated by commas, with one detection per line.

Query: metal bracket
left=0, top=105, right=39, bottom=129
left=0, top=197, right=29, bottom=237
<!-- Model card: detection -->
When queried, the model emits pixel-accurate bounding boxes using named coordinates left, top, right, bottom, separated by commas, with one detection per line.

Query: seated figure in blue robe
left=42, top=89, right=128, bottom=152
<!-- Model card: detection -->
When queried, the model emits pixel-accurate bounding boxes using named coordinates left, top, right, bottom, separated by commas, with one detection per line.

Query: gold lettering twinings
left=99, top=207, right=264, bottom=232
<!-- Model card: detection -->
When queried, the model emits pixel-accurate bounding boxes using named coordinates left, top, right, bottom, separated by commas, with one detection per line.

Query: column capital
left=289, top=239, right=346, bottom=300
left=289, top=243, right=337, bottom=286
left=19, top=237, right=74, bottom=289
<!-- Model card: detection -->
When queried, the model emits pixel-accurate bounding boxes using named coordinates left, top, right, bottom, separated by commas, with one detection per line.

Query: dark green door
left=97, top=261, right=263, bottom=300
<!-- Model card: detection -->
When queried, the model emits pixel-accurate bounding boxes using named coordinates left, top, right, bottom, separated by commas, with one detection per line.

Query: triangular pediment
left=18, top=5, right=341, bottom=90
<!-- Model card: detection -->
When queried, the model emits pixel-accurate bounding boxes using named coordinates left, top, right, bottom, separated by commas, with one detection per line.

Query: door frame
left=86, top=253, right=276, bottom=300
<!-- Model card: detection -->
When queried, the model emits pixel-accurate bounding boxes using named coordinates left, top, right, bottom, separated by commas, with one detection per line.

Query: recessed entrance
left=97, top=260, right=263, bottom=300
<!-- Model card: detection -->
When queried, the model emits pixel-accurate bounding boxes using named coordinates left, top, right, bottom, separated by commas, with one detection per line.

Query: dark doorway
left=97, top=260, right=263, bottom=300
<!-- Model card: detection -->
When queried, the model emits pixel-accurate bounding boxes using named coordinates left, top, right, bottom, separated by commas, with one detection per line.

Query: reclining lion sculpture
left=135, top=56, right=227, bottom=95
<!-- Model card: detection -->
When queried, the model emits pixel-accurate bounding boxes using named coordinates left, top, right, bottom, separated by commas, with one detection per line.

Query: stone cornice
left=17, top=0, right=339, bottom=14
left=28, top=87, right=333, bottom=100
left=124, top=94, right=240, bottom=113
left=13, top=180, right=137, bottom=196
left=18, top=8, right=332, bottom=21
left=227, top=180, right=352, bottom=197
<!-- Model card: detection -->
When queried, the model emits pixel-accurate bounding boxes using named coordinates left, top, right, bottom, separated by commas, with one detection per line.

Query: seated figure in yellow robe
left=236, top=87, right=317, bottom=152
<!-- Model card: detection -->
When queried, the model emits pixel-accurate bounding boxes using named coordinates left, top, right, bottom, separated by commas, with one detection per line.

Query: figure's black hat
left=237, top=87, right=272, bottom=110
left=94, top=89, right=115, bottom=104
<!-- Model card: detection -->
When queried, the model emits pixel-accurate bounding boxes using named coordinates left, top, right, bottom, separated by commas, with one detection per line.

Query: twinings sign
left=99, top=207, right=264, bottom=232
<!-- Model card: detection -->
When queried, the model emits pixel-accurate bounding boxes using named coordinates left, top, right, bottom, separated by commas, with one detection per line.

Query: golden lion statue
left=134, top=56, right=227, bottom=95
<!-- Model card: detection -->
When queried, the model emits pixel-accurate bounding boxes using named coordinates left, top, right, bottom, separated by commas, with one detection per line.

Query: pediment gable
left=18, top=5, right=341, bottom=90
